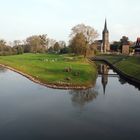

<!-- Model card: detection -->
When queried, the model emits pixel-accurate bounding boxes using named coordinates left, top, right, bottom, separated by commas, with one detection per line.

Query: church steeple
left=102, top=19, right=110, bottom=53
left=103, top=19, right=108, bottom=33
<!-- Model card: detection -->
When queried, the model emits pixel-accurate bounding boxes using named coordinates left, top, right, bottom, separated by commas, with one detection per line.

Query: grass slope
left=99, top=54, right=140, bottom=80
left=0, top=53, right=97, bottom=87
left=114, top=57, right=140, bottom=80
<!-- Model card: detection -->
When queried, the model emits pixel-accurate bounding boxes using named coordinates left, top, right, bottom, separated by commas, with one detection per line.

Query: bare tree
left=26, top=34, right=48, bottom=53
left=47, top=38, right=56, bottom=48
left=70, top=24, right=99, bottom=57
left=58, top=41, right=66, bottom=48
left=71, top=24, right=99, bottom=45
left=13, top=40, right=21, bottom=47
left=70, top=33, right=86, bottom=55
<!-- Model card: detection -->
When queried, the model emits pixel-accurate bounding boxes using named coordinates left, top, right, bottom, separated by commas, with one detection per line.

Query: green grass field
left=0, top=53, right=97, bottom=87
left=114, top=56, right=140, bottom=80
left=98, top=54, right=140, bottom=80
left=97, top=54, right=128, bottom=64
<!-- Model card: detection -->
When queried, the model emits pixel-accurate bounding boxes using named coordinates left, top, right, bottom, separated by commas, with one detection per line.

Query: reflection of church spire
left=103, top=84, right=106, bottom=94
left=101, top=64, right=109, bottom=94
left=102, top=76, right=107, bottom=94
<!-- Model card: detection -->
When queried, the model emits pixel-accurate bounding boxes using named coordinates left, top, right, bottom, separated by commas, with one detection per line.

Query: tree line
left=0, top=24, right=136, bottom=56
left=0, top=35, right=67, bottom=56
left=0, top=24, right=99, bottom=56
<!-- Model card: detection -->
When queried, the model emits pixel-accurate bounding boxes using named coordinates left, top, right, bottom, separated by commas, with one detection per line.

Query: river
left=0, top=64, right=140, bottom=140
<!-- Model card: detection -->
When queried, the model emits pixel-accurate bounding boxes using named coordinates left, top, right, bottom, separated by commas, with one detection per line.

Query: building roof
left=94, top=40, right=103, bottom=43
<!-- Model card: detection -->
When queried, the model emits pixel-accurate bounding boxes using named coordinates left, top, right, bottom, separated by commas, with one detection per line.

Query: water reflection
left=98, top=64, right=109, bottom=94
left=97, top=63, right=140, bottom=91
left=119, top=77, right=127, bottom=85
left=0, top=66, right=140, bottom=140
left=69, top=88, right=98, bottom=107
left=0, top=67, right=7, bottom=73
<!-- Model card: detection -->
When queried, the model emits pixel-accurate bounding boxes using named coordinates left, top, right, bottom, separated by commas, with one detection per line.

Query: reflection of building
left=135, top=38, right=140, bottom=55
left=99, top=64, right=109, bottom=94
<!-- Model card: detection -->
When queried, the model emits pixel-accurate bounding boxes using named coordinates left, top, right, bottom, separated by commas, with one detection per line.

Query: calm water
left=0, top=65, right=140, bottom=140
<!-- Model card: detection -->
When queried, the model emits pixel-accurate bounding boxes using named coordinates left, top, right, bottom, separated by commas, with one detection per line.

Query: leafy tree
left=13, top=40, right=24, bottom=54
left=48, top=47, right=54, bottom=53
left=119, top=36, right=130, bottom=52
left=120, top=36, right=129, bottom=45
left=26, top=34, right=48, bottom=53
left=60, top=47, right=71, bottom=54
left=13, top=46, right=24, bottom=54
left=70, top=33, right=87, bottom=55
left=110, top=41, right=121, bottom=51
left=22, top=44, right=31, bottom=53
left=110, top=36, right=130, bottom=52
left=70, top=24, right=99, bottom=56
left=71, top=24, right=99, bottom=44
left=0, top=39, right=6, bottom=51
left=0, top=39, right=13, bottom=55
left=53, top=42, right=60, bottom=53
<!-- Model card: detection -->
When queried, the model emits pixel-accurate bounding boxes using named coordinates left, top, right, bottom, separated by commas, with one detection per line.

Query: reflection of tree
left=119, top=77, right=127, bottom=85
left=0, top=67, right=7, bottom=73
left=69, top=88, right=98, bottom=107
left=119, top=77, right=140, bottom=90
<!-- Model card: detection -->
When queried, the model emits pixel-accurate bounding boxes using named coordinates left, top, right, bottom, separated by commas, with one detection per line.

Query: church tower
left=102, top=19, right=110, bottom=53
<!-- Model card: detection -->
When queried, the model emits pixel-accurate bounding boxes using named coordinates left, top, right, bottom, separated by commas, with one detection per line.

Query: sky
left=0, top=0, right=140, bottom=43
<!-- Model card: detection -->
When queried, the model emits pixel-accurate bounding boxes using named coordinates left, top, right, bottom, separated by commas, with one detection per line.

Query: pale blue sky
left=0, top=0, right=140, bottom=43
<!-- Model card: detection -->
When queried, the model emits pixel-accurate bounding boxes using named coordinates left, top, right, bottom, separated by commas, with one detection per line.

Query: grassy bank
left=0, top=53, right=97, bottom=88
left=98, top=54, right=140, bottom=80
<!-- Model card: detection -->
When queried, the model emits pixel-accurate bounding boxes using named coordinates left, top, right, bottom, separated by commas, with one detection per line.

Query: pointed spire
left=104, top=19, right=107, bottom=30
left=103, top=19, right=108, bottom=33
left=103, top=81, right=107, bottom=94
left=102, top=75, right=107, bottom=94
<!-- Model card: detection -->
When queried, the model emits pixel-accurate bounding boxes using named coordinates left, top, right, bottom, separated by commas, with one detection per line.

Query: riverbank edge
left=0, top=63, right=96, bottom=90
left=90, top=57, right=140, bottom=87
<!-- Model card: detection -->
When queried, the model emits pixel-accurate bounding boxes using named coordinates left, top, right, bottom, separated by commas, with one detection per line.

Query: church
left=92, top=19, right=110, bottom=53
left=102, top=19, right=110, bottom=53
